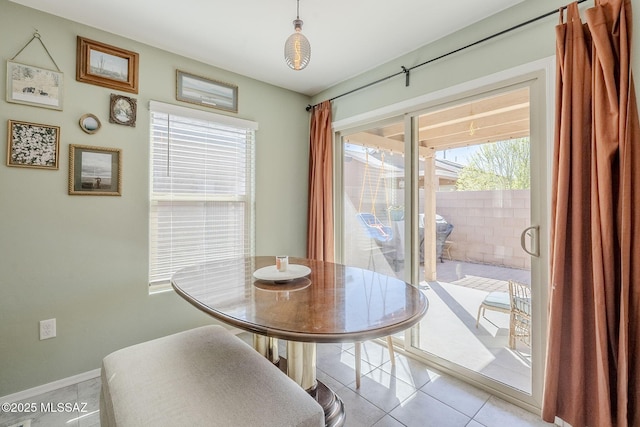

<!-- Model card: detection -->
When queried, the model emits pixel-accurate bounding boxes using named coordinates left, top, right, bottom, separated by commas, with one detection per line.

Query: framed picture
left=6, top=61, right=64, bottom=110
left=76, top=36, right=139, bottom=94
left=69, top=144, right=122, bottom=196
left=109, top=94, right=137, bottom=127
left=7, top=120, right=60, bottom=169
left=79, top=113, right=101, bottom=134
left=176, top=70, right=238, bottom=113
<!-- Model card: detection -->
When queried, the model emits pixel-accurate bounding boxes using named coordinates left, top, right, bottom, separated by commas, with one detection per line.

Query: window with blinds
left=149, top=101, right=256, bottom=286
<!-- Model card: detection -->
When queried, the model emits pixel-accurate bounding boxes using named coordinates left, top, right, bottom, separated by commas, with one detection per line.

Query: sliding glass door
left=413, top=86, right=536, bottom=397
left=336, top=78, right=548, bottom=408
left=341, top=118, right=408, bottom=282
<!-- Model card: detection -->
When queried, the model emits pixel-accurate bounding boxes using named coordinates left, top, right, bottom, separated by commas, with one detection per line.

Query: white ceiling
left=10, top=0, right=524, bottom=96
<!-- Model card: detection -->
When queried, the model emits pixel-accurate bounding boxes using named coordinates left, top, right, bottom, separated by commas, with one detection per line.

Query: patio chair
left=442, top=240, right=453, bottom=261
left=508, top=280, right=531, bottom=349
left=435, top=222, right=454, bottom=263
left=475, top=291, right=511, bottom=328
left=476, top=281, right=532, bottom=349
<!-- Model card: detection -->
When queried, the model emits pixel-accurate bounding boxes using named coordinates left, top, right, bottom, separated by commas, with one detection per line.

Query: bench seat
left=100, top=325, right=324, bottom=427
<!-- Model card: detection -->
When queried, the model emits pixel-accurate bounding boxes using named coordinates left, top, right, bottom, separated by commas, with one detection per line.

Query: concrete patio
left=416, top=260, right=532, bottom=394
left=346, top=237, right=533, bottom=394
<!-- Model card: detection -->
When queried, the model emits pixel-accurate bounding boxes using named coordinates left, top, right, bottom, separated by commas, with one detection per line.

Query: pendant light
left=284, top=0, right=311, bottom=70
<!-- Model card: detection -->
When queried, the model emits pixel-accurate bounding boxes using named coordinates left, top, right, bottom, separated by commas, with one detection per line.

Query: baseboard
left=0, top=369, right=101, bottom=404
left=1, top=328, right=245, bottom=404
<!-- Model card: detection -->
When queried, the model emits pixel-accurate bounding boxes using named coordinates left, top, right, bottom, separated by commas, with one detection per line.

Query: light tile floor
left=0, top=377, right=100, bottom=427
left=1, top=334, right=554, bottom=427
left=309, top=339, right=552, bottom=427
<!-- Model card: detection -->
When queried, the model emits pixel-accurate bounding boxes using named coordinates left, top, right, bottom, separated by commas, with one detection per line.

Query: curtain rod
left=306, top=0, right=588, bottom=112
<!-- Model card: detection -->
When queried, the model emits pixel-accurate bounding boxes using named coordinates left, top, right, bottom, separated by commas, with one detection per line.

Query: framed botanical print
left=7, top=120, right=60, bottom=169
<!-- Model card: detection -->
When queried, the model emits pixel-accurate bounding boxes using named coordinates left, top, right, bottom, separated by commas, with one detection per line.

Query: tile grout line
left=468, top=397, right=491, bottom=425
left=418, top=387, right=482, bottom=423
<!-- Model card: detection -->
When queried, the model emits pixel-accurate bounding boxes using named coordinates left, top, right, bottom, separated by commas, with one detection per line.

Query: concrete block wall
left=436, top=190, right=531, bottom=270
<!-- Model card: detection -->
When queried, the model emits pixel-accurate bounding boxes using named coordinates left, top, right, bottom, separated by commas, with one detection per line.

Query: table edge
left=172, top=279, right=428, bottom=343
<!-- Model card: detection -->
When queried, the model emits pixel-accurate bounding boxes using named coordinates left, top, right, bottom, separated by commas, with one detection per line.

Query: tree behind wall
left=455, top=138, right=530, bottom=190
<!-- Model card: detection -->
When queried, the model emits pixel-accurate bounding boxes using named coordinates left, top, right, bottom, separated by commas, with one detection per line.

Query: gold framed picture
left=7, top=120, right=60, bottom=169
left=69, top=144, right=122, bottom=196
left=176, top=70, right=238, bottom=113
left=79, top=113, right=101, bottom=134
left=76, top=36, right=139, bottom=94
left=109, top=94, right=137, bottom=127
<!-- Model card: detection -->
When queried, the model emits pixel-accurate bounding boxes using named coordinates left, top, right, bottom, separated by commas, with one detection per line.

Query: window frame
left=148, top=101, right=257, bottom=290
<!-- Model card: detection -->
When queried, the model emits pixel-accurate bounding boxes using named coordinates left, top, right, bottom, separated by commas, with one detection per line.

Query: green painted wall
left=312, top=0, right=640, bottom=121
left=0, top=0, right=311, bottom=396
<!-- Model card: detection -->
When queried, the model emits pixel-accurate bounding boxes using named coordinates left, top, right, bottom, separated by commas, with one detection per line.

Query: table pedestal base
left=309, top=381, right=346, bottom=427
left=255, top=337, right=346, bottom=426
left=276, top=357, right=345, bottom=427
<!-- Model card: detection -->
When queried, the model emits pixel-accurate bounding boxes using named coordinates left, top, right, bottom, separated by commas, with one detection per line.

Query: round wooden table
left=171, top=256, right=428, bottom=427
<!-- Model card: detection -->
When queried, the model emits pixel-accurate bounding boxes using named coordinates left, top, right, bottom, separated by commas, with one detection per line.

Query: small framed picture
left=7, top=120, right=60, bottom=169
left=109, top=94, right=137, bottom=127
left=6, top=61, right=64, bottom=110
left=76, top=36, right=139, bottom=94
left=79, top=113, right=101, bottom=134
left=176, top=70, right=238, bottom=113
left=69, top=144, right=122, bottom=196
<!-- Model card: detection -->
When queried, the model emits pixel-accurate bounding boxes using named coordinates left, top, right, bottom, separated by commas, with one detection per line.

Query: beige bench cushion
left=100, top=325, right=324, bottom=427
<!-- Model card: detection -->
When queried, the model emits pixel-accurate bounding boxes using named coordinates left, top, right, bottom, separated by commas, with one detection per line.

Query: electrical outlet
left=39, top=318, right=56, bottom=340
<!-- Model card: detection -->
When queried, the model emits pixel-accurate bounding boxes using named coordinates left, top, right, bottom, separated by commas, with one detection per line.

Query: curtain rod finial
left=306, top=104, right=313, bottom=112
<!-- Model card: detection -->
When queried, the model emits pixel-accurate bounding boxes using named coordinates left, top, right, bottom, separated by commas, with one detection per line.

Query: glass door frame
left=332, top=58, right=554, bottom=413
left=404, top=77, right=548, bottom=411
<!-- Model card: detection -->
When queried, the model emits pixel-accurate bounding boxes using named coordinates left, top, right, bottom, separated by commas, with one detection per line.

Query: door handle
left=520, top=225, right=540, bottom=257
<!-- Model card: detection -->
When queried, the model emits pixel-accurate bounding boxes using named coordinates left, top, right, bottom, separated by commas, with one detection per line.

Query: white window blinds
left=149, top=102, right=256, bottom=286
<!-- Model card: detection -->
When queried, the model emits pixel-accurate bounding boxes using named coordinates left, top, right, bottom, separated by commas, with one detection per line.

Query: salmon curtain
left=307, top=101, right=335, bottom=261
left=543, top=1, right=640, bottom=426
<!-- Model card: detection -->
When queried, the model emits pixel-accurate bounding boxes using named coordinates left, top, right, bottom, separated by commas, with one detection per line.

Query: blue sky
left=436, top=146, right=479, bottom=166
